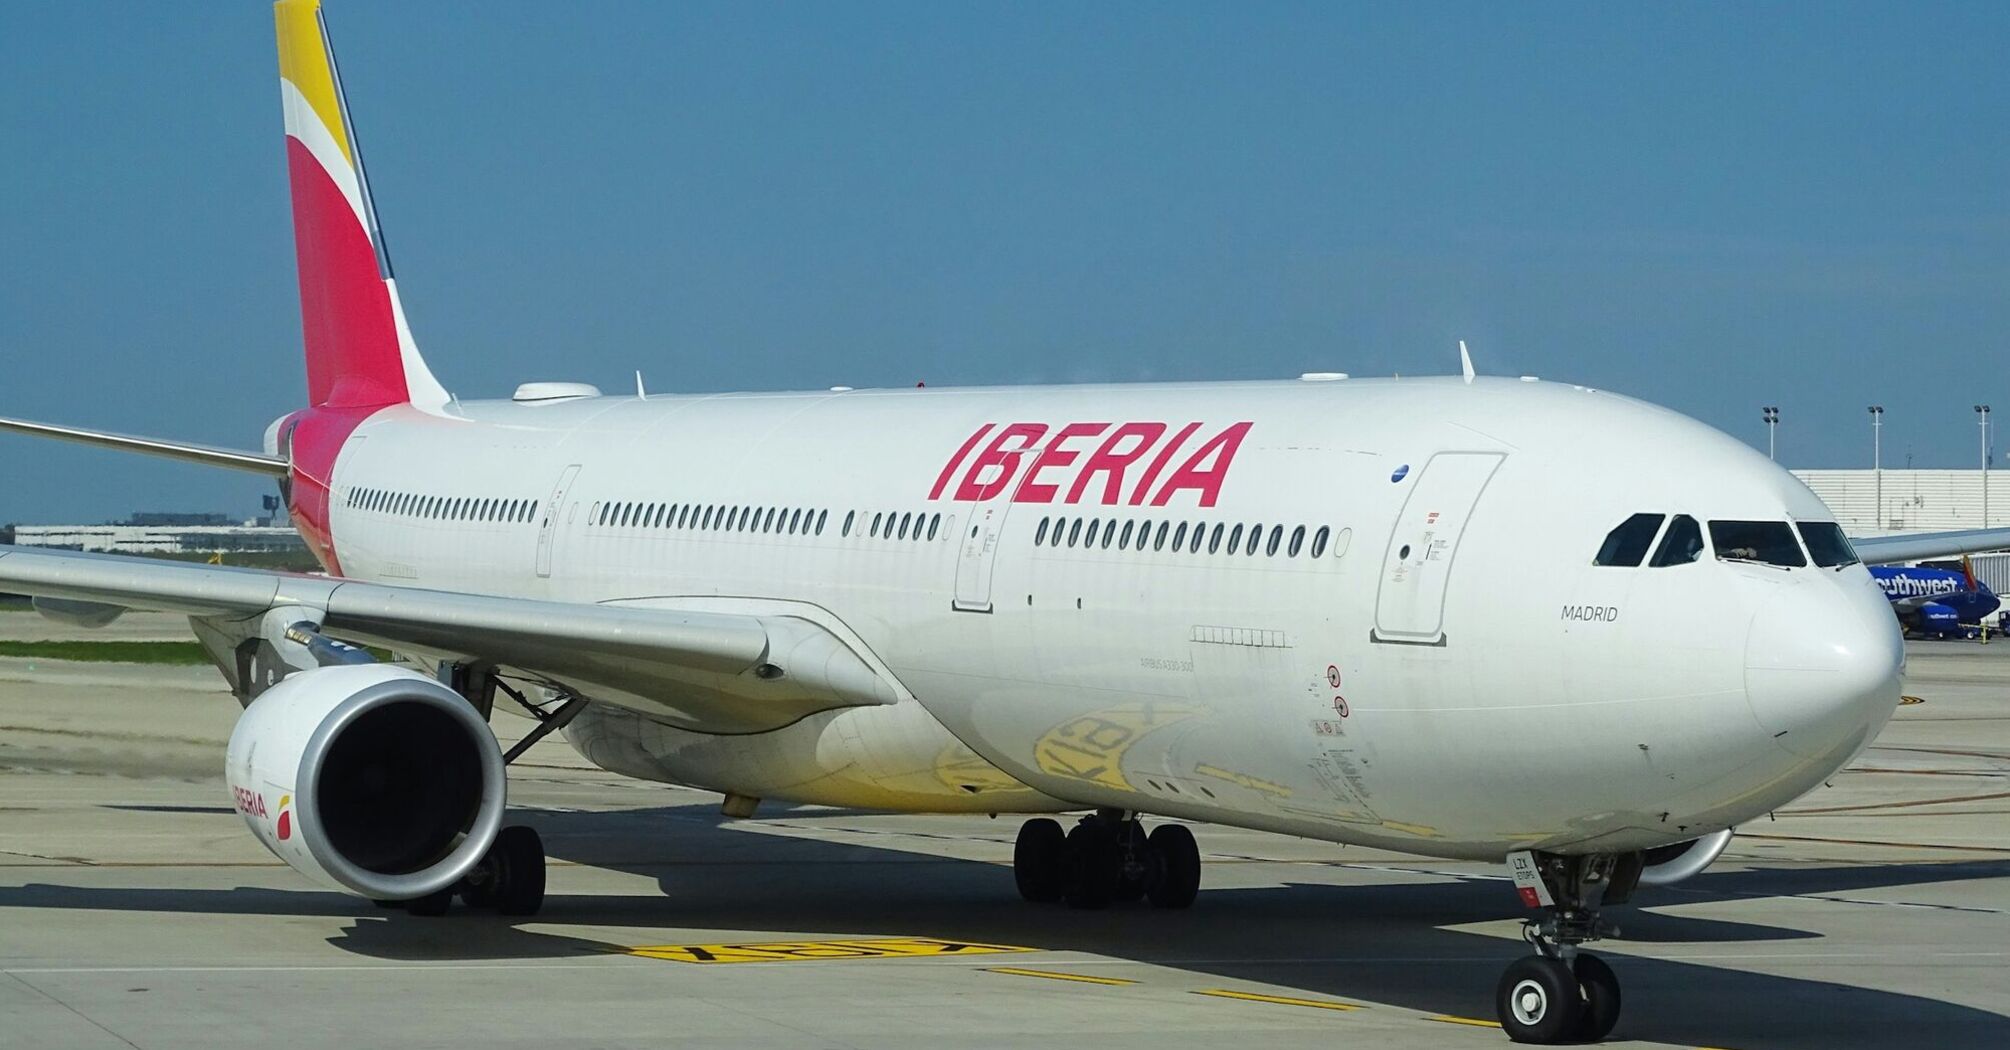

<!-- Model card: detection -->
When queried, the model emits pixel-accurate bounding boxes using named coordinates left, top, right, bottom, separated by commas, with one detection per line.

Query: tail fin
left=275, top=0, right=447, bottom=411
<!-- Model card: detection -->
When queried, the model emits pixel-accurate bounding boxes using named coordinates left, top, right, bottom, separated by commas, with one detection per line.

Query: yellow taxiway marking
left=984, top=966, right=1137, bottom=986
left=627, top=938, right=1035, bottom=964
left=1901, top=695, right=1925, bottom=706
left=1194, top=989, right=1362, bottom=1011
left=1427, top=1014, right=1503, bottom=1028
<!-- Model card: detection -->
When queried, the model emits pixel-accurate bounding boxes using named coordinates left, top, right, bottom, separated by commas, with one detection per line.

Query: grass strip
left=0, top=640, right=212, bottom=665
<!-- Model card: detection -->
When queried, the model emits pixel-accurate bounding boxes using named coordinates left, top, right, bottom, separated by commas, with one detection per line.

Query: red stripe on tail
left=285, top=137, right=407, bottom=408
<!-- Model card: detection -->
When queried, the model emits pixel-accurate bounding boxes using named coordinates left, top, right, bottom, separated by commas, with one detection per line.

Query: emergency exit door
left=1373, top=451, right=1505, bottom=644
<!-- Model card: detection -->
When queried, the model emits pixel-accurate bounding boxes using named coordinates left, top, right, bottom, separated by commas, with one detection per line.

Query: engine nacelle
left=225, top=663, right=506, bottom=900
left=1637, top=828, right=1733, bottom=887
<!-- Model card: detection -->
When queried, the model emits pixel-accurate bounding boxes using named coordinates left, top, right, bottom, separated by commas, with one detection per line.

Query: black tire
left=405, top=887, right=453, bottom=917
left=1495, top=955, right=1583, bottom=1044
left=1574, top=953, right=1621, bottom=1043
left=492, top=825, right=547, bottom=917
left=1063, top=821, right=1121, bottom=910
left=1144, top=824, right=1201, bottom=909
left=1013, top=818, right=1068, bottom=903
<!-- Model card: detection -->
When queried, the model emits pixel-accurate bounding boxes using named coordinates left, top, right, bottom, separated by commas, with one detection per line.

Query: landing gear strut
left=1496, top=850, right=1637, bottom=1044
left=1013, top=811, right=1200, bottom=910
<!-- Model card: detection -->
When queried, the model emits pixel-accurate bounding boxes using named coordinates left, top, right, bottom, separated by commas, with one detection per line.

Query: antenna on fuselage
left=1458, top=340, right=1476, bottom=384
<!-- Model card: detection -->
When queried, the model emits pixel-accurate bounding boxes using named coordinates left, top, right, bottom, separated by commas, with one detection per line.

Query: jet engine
left=225, top=663, right=506, bottom=900
left=1636, top=828, right=1733, bottom=887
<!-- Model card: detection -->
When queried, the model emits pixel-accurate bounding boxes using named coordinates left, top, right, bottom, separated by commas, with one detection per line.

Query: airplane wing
left=1848, top=528, right=2010, bottom=566
left=0, top=545, right=897, bottom=734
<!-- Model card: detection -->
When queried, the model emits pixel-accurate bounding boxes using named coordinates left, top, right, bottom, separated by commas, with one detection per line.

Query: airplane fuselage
left=298, top=375, right=1903, bottom=861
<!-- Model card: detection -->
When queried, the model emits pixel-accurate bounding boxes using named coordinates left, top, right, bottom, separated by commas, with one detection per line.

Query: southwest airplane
left=6, top=3, right=2010, bottom=1043
left=1869, top=562, right=2001, bottom=637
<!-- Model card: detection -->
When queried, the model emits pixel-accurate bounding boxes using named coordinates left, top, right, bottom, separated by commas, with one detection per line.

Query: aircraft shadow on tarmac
left=7, top=802, right=2006, bottom=1049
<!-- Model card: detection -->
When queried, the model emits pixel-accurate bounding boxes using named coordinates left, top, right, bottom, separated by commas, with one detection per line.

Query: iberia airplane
left=3, top=3, right=2005, bottom=1043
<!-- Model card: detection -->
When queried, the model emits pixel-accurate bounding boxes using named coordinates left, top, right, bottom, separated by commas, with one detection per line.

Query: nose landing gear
left=1013, top=811, right=1200, bottom=910
left=1498, top=850, right=1637, bottom=1044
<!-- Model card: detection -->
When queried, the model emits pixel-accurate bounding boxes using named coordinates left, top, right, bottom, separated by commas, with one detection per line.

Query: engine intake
left=1637, top=828, right=1733, bottom=887
left=226, top=663, right=505, bottom=900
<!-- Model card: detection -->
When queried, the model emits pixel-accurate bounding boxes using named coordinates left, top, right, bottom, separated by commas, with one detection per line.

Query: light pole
left=1977, top=404, right=1992, bottom=526
left=1869, top=406, right=1883, bottom=530
left=1762, top=405, right=1780, bottom=461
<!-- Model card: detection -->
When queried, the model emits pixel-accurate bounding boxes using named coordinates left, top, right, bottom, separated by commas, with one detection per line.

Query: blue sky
left=2, top=2, right=2005, bottom=523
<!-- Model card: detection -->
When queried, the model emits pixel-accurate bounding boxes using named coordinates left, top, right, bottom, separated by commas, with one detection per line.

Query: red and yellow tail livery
left=276, top=0, right=445, bottom=411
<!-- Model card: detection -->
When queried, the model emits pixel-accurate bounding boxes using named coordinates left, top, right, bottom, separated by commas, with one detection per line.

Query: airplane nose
left=1744, top=582, right=1903, bottom=758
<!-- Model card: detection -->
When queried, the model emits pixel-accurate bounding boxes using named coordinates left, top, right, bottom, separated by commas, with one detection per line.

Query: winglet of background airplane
left=1459, top=340, right=1475, bottom=383
left=275, top=0, right=448, bottom=413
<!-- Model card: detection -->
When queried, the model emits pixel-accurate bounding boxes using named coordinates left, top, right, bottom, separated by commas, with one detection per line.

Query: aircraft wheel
left=1496, top=955, right=1582, bottom=1044
left=1063, top=821, right=1121, bottom=909
left=1144, top=824, right=1201, bottom=909
left=1574, top=953, right=1622, bottom=1043
left=1013, top=818, right=1068, bottom=903
left=490, top=825, right=547, bottom=916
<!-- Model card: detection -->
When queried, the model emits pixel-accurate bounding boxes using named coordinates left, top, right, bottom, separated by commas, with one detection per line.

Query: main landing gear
left=1013, top=810, right=1200, bottom=910
left=1496, top=851, right=1638, bottom=1044
left=397, top=825, right=548, bottom=918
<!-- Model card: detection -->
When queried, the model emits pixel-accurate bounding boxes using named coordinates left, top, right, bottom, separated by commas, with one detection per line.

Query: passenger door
left=535, top=464, right=581, bottom=578
left=1373, top=451, right=1505, bottom=645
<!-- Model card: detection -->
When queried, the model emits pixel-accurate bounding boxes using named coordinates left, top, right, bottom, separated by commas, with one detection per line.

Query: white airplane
left=4, top=2, right=2006, bottom=1042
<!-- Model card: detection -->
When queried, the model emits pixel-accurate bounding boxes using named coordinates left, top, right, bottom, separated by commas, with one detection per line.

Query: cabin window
left=841, top=510, right=855, bottom=537
left=1797, top=521, right=1860, bottom=568
left=927, top=513, right=941, bottom=541
left=1594, top=513, right=1665, bottom=567
left=1226, top=524, right=1242, bottom=554
left=1035, top=518, right=1050, bottom=545
left=1172, top=522, right=1188, bottom=551
left=1068, top=518, right=1084, bottom=547
left=897, top=512, right=911, bottom=540
left=1266, top=525, right=1283, bottom=557
left=817, top=509, right=829, bottom=535
left=1085, top=519, right=1102, bottom=548
left=1288, top=525, right=1305, bottom=557
left=1245, top=524, right=1262, bottom=556
left=1310, top=526, right=1330, bottom=559
left=1709, top=520, right=1804, bottom=567
left=788, top=508, right=801, bottom=534
left=1208, top=523, right=1225, bottom=553
left=1119, top=521, right=1135, bottom=549
left=871, top=512, right=884, bottom=538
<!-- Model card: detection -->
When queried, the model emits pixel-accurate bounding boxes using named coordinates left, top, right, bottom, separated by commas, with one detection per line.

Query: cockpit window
left=1708, top=520, right=1806, bottom=567
left=1650, top=514, right=1704, bottom=567
left=1797, top=521, right=1860, bottom=568
left=1593, top=513, right=1664, bottom=567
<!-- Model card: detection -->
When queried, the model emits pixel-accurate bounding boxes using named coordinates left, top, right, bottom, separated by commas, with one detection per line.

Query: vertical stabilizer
left=275, top=0, right=448, bottom=411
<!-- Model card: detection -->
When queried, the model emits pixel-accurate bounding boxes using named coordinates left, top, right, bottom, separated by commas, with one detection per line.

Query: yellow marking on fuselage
left=626, top=937, right=1034, bottom=964
left=1033, top=702, right=1202, bottom=791
left=1194, top=763, right=1294, bottom=798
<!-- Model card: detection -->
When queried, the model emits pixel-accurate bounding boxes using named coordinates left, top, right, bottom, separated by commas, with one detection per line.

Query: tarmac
left=1, top=611, right=2005, bottom=1048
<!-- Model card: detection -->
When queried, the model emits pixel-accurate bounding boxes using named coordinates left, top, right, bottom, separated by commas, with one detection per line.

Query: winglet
left=1459, top=340, right=1475, bottom=383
